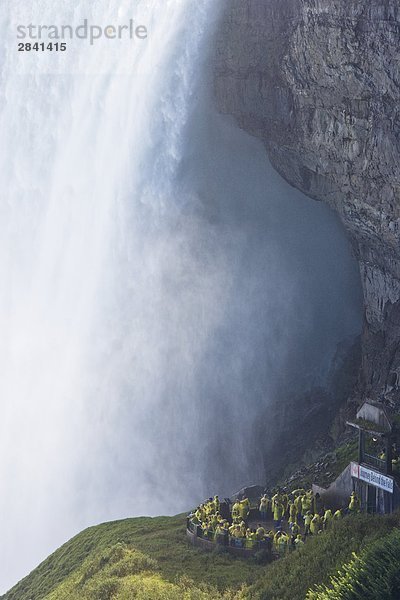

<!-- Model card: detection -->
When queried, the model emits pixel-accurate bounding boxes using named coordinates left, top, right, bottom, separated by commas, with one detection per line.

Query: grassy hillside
left=2, top=515, right=261, bottom=600
left=39, top=543, right=236, bottom=600
left=241, top=513, right=400, bottom=600
left=4, top=512, right=400, bottom=600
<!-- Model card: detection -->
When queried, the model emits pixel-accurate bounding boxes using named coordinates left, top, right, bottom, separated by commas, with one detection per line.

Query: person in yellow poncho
left=303, top=511, right=312, bottom=536
left=294, top=494, right=303, bottom=519
left=256, top=524, right=266, bottom=540
left=290, top=521, right=300, bottom=537
left=310, top=513, right=321, bottom=535
left=232, top=501, right=241, bottom=522
left=276, top=531, right=289, bottom=555
left=281, top=493, right=289, bottom=514
left=323, top=509, right=333, bottom=530
left=271, top=491, right=282, bottom=511
left=245, top=529, right=258, bottom=548
left=239, top=521, right=247, bottom=537
left=348, top=491, right=361, bottom=513
left=273, top=500, right=284, bottom=530
left=259, top=494, right=269, bottom=521
left=240, top=497, right=250, bottom=520
left=289, top=501, right=297, bottom=523
left=295, top=534, right=304, bottom=548
left=232, top=524, right=244, bottom=538
left=301, top=492, right=312, bottom=515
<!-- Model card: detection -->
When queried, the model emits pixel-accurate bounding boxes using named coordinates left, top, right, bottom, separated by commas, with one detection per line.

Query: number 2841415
left=18, top=42, right=67, bottom=52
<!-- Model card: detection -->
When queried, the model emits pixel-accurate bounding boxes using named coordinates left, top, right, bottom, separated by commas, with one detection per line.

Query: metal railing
left=187, top=518, right=272, bottom=552
left=362, top=453, right=386, bottom=472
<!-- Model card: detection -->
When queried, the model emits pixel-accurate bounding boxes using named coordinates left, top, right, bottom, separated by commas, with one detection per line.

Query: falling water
left=0, top=0, right=362, bottom=592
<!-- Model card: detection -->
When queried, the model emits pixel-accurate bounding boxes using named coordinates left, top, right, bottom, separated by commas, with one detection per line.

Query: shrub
left=306, top=528, right=400, bottom=600
left=85, top=576, right=120, bottom=600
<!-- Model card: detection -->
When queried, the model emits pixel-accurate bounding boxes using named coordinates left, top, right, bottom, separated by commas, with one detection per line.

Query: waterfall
left=0, top=0, right=362, bottom=591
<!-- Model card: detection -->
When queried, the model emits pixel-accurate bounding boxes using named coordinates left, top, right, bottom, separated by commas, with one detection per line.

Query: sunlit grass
left=4, top=510, right=400, bottom=600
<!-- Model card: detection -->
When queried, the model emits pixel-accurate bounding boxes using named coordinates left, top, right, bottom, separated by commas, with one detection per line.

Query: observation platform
left=186, top=505, right=279, bottom=559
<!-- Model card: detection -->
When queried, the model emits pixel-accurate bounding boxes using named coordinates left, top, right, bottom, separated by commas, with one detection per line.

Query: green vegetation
left=333, top=440, right=359, bottom=475
left=2, top=515, right=260, bottom=600
left=4, top=512, right=400, bottom=600
left=43, top=543, right=237, bottom=600
left=307, top=528, right=400, bottom=600
left=241, top=513, right=400, bottom=600
left=277, top=439, right=359, bottom=492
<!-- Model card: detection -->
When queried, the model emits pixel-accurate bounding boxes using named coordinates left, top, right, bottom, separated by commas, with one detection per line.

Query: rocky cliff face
left=215, top=0, right=400, bottom=407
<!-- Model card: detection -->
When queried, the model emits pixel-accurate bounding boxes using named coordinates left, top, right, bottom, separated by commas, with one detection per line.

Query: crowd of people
left=188, top=488, right=362, bottom=555
left=188, top=495, right=272, bottom=550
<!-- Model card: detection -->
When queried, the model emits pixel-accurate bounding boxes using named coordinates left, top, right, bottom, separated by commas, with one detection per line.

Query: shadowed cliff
left=214, top=0, right=400, bottom=408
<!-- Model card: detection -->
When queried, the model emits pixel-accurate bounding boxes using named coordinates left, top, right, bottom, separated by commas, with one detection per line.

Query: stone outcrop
left=215, top=0, right=400, bottom=406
